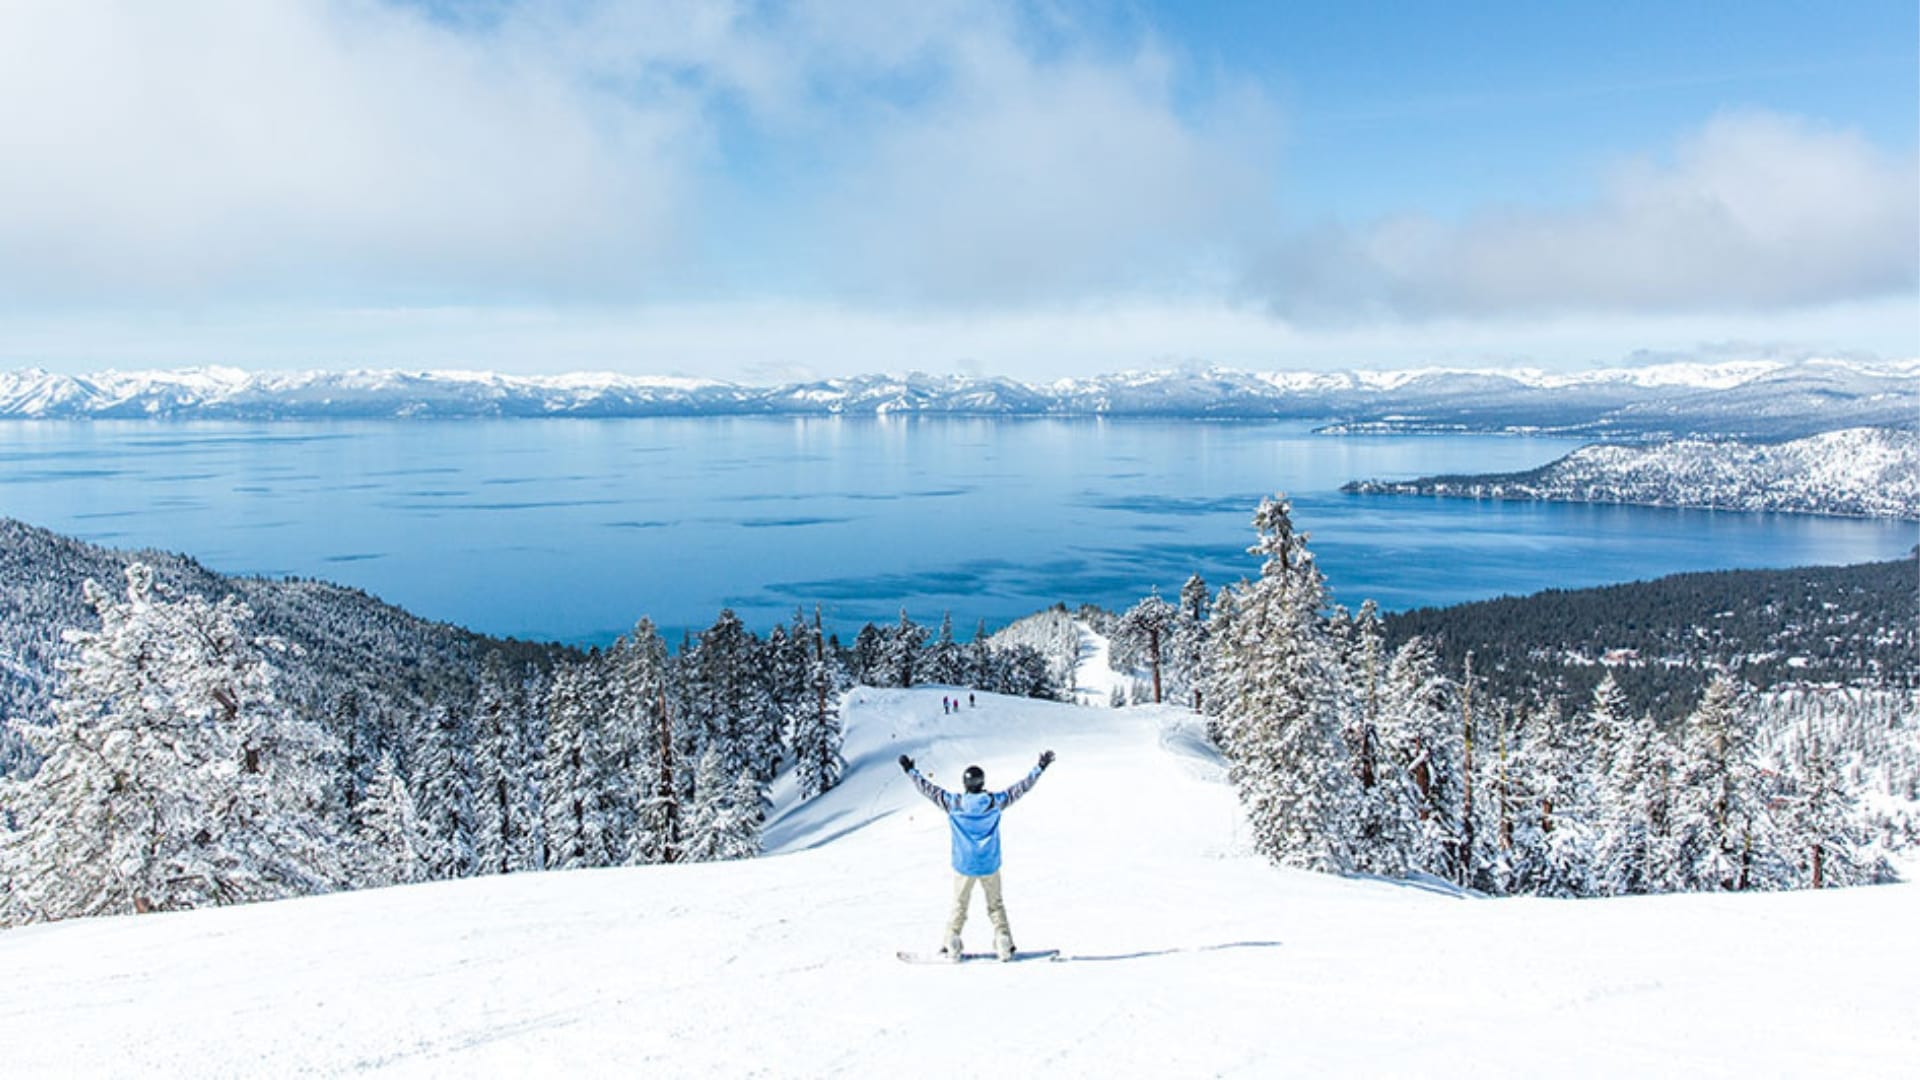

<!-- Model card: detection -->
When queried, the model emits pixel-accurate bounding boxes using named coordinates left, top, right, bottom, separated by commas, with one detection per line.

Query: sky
left=0, top=0, right=1914, bottom=382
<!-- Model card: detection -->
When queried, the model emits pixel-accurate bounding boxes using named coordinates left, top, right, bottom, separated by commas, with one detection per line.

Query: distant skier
left=968, top=693, right=975, bottom=708
left=898, top=750, right=1055, bottom=961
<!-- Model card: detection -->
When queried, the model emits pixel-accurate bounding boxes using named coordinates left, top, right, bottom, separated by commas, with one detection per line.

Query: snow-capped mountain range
left=1346, top=427, right=1920, bottom=520
left=2, top=357, right=1914, bottom=438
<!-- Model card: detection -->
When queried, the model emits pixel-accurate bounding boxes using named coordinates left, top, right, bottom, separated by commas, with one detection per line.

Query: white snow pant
left=945, top=871, right=1011, bottom=944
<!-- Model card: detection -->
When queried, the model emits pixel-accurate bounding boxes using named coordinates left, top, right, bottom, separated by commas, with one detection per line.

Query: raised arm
left=900, top=755, right=957, bottom=811
left=995, top=750, right=1055, bottom=810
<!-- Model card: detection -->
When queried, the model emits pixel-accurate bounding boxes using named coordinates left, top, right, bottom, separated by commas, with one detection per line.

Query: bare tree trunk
left=656, top=688, right=679, bottom=864
left=1460, top=653, right=1476, bottom=885
left=1148, top=624, right=1162, bottom=704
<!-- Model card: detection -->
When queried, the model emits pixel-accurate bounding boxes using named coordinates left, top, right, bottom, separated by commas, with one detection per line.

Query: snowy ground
left=2, top=686, right=1917, bottom=1076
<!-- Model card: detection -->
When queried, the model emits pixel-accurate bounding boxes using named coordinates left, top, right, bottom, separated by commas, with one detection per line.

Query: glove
left=898, top=754, right=915, bottom=773
left=1039, top=750, right=1055, bottom=770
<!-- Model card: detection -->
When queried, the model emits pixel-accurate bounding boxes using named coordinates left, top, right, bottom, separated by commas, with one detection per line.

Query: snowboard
left=896, top=949, right=1061, bottom=965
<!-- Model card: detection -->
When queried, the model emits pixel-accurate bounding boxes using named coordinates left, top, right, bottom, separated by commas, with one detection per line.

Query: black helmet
left=962, top=765, right=986, bottom=793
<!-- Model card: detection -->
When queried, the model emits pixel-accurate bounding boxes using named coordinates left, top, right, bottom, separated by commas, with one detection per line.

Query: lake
left=0, top=418, right=1910, bottom=645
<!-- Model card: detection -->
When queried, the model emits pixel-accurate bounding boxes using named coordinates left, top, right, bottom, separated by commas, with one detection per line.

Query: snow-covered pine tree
left=1340, top=601, right=1419, bottom=877
left=1478, top=698, right=1523, bottom=894
left=788, top=607, right=846, bottom=799
left=689, top=609, right=781, bottom=783
left=1198, top=584, right=1244, bottom=734
left=611, top=619, right=673, bottom=865
left=334, top=688, right=375, bottom=815
left=0, top=564, right=343, bottom=923
left=966, top=618, right=993, bottom=691
left=1211, top=496, right=1360, bottom=873
left=1587, top=673, right=1630, bottom=781
left=1166, top=573, right=1211, bottom=710
left=1671, top=675, right=1784, bottom=891
left=851, top=623, right=885, bottom=687
left=1781, top=731, right=1879, bottom=888
left=1594, top=712, right=1678, bottom=895
left=924, top=611, right=965, bottom=686
left=472, top=653, right=537, bottom=876
left=874, top=609, right=927, bottom=689
left=681, top=746, right=764, bottom=862
left=1512, top=700, right=1597, bottom=896
left=541, top=664, right=604, bottom=871
left=413, top=698, right=478, bottom=879
left=511, top=668, right=550, bottom=871
left=1116, top=591, right=1179, bottom=705
left=354, top=751, right=426, bottom=886
left=1377, top=635, right=1464, bottom=882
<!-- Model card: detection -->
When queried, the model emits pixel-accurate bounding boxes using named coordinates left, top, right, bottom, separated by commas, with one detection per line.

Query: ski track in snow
left=1, top=683, right=1917, bottom=1077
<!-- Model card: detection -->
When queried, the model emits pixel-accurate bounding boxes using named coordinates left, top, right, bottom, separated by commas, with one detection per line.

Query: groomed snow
left=1, top=687, right=1915, bottom=1077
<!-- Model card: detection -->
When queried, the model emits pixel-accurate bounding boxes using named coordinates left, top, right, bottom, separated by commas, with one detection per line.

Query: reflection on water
left=1, top=417, right=1910, bottom=645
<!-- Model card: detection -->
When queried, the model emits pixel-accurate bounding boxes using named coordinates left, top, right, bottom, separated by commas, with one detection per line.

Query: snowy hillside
left=1, top=358, right=1915, bottom=436
left=2, top=686, right=1914, bottom=1077
left=1347, top=427, right=1920, bottom=519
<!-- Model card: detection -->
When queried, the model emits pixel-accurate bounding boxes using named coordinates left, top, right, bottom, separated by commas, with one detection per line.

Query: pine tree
left=413, top=699, right=478, bottom=879
left=354, top=752, right=426, bottom=886
left=789, top=608, right=846, bottom=799
left=630, top=648, right=682, bottom=866
left=924, top=611, right=965, bottom=686
left=1212, top=496, right=1360, bottom=873
left=608, top=620, right=671, bottom=864
left=1342, top=601, right=1419, bottom=876
left=1595, top=712, right=1677, bottom=895
left=1587, top=673, right=1630, bottom=781
left=0, top=564, right=343, bottom=923
left=1782, top=732, right=1875, bottom=889
left=682, top=747, right=764, bottom=862
left=689, top=609, right=781, bottom=783
left=1672, top=676, right=1781, bottom=891
left=852, top=623, right=885, bottom=686
left=1512, top=701, right=1596, bottom=896
left=1116, top=591, right=1178, bottom=705
left=966, top=618, right=993, bottom=691
left=541, top=665, right=603, bottom=871
left=874, top=609, right=927, bottom=689
left=1167, top=573, right=1211, bottom=709
left=472, top=654, right=534, bottom=876
left=1378, top=636, right=1463, bottom=882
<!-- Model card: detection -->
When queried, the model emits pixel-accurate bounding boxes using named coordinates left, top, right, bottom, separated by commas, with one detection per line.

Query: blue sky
left=0, top=1, right=1913, bottom=380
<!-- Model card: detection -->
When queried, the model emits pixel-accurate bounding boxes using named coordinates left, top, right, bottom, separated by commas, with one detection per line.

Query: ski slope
left=1, top=686, right=1916, bottom=1077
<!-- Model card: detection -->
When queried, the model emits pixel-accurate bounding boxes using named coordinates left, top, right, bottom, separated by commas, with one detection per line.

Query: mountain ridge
left=3, top=358, right=1915, bottom=437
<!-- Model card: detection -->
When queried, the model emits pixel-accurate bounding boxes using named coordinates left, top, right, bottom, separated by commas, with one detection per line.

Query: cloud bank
left=0, top=1, right=1911, bottom=377
left=1252, top=112, right=1918, bottom=322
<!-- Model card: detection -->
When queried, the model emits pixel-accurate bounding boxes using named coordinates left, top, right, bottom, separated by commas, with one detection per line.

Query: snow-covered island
left=1344, top=427, right=1920, bottom=520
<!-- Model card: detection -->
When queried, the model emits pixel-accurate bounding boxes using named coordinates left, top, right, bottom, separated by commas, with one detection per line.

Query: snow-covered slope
left=2, top=358, right=1914, bottom=436
left=1, top=688, right=1914, bottom=1077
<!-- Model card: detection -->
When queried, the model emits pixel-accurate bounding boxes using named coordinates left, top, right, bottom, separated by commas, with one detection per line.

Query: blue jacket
left=909, top=765, right=1044, bottom=876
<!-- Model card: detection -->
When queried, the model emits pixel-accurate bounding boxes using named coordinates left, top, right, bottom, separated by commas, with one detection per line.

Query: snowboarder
left=898, top=750, right=1055, bottom=961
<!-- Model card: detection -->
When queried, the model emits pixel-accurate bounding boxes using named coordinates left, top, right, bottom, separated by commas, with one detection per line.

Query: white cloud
left=1252, top=111, right=1919, bottom=322
left=0, top=3, right=1910, bottom=377
left=0, top=1, right=703, bottom=302
left=806, top=30, right=1279, bottom=304
left=5, top=294, right=1913, bottom=382
left=0, top=1, right=1277, bottom=310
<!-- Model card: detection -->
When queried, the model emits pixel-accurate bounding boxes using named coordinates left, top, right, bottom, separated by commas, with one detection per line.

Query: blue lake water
left=0, top=418, right=1911, bottom=645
